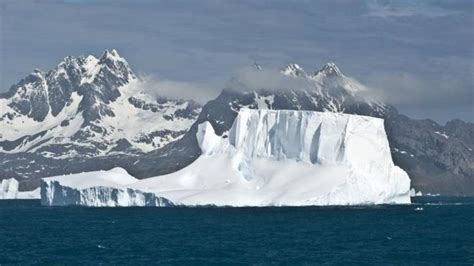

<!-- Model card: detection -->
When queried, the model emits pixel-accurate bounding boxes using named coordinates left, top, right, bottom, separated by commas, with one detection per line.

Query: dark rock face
left=45, top=57, right=81, bottom=116
left=3, top=71, right=50, bottom=122
left=0, top=130, right=49, bottom=152
left=385, top=113, right=474, bottom=195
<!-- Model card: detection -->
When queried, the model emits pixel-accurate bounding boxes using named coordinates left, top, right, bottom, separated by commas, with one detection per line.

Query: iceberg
left=0, top=178, right=40, bottom=199
left=40, top=168, right=172, bottom=207
left=41, top=109, right=411, bottom=207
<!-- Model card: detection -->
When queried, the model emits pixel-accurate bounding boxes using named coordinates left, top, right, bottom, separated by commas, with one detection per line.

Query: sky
left=0, top=0, right=473, bottom=123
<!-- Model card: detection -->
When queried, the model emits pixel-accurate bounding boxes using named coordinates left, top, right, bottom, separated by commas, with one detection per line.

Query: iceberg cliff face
left=41, top=109, right=411, bottom=207
left=41, top=168, right=172, bottom=206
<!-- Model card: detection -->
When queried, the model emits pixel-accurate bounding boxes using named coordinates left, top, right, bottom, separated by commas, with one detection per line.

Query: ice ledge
left=40, top=179, right=173, bottom=207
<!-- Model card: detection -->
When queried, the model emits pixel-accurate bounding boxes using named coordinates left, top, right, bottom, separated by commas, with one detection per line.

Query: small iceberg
left=1, top=178, right=40, bottom=199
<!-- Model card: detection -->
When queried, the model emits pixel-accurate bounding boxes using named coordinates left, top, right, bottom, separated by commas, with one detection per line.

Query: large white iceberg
left=0, top=178, right=40, bottom=199
left=41, top=109, right=411, bottom=207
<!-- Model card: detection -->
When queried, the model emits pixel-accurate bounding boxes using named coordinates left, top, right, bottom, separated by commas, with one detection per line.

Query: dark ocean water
left=0, top=197, right=473, bottom=265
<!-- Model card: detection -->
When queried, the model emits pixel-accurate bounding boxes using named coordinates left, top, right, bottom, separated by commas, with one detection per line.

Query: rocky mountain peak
left=315, top=62, right=343, bottom=77
left=96, top=49, right=136, bottom=83
left=23, top=69, right=45, bottom=83
left=282, top=63, right=306, bottom=77
left=252, top=62, right=263, bottom=71
left=99, top=49, right=128, bottom=66
left=32, top=68, right=43, bottom=75
left=1, top=49, right=137, bottom=123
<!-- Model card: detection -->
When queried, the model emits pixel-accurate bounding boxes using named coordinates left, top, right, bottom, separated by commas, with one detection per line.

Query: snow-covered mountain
left=0, top=50, right=201, bottom=186
left=41, top=109, right=411, bottom=207
left=0, top=49, right=200, bottom=157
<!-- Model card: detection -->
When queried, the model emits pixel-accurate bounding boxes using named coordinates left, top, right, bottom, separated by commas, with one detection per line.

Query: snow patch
left=0, top=92, right=84, bottom=151
left=434, top=131, right=449, bottom=139
left=254, top=93, right=274, bottom=109
left=80, top=55, right=100, bottom=85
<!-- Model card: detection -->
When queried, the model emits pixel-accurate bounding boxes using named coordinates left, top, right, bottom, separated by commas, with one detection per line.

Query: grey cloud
left=365, top=72, right=473, bottom=108
left=138, top=66, right=315, bottom=104
left=365, top=0, right=462, bottom=18
left=225, top=67, right=315, bottom=92
left=136, top=74, right=224, bottom=105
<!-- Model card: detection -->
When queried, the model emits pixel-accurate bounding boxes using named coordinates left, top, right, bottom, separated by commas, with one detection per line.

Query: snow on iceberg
left=0, top=178, right=40, bottom=199
left=41, top=109, right=411, bottom=207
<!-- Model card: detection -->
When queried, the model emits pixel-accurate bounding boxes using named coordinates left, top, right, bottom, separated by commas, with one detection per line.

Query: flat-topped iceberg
left=41, top=109, right=411, bottom=207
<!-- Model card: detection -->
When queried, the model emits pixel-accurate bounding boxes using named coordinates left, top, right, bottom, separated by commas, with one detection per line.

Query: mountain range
left=1, top=50, right=473, bottom=195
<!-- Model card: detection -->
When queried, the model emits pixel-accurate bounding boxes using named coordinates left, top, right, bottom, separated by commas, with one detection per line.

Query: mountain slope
left=385, top=114, right=474, bottom=195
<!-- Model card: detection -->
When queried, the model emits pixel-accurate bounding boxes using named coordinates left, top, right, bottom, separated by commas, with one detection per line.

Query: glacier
left=41, top=109, right=411, bottom=207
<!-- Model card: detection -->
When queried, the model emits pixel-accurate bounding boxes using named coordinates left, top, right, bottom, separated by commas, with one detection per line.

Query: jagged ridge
left=0, top=49, right=201, bottom=160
